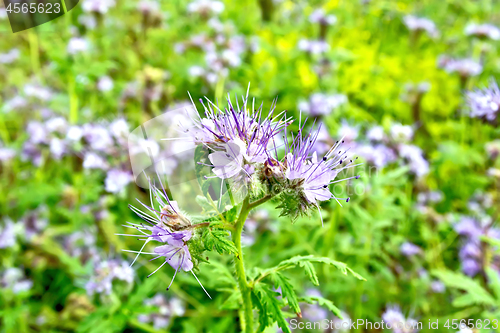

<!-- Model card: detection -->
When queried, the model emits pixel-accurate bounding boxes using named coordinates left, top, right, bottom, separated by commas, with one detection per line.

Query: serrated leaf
left=271, top=272, right=301, bottom=315
left=484, top=267, right=500, bottom=303
left=202, top=227, right=238, bottom=255
left=301, top=261, right=319, bottom=286
left=300, top=296, right=342, bottom=318
left=195, top=195, right=214, bottom=212
left=253, top=284, right=291, bottom=333
left=431, top=270, right=496, bottom=307
left=256, top=255, right=366, bottom=283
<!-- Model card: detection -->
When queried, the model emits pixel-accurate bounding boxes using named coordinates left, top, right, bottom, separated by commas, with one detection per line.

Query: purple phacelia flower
left=438, top=56, right=482, bottom=78
left=85, top=258, right=134, bottom=296
left=138, top=293, right=185, bottom=329
left=297, top=39, right=330, bottom=55
left=462, top=258, right=481, bottom=277
left=187, top=0, right=224, bottom=16
left=105, top=169, right=132, bottom=193
left=309, top=9, right=337, bottom=26
left=430, top=280, right=445, bottom=293
left=465, top=23, right=500, bottom=40
left=403, top=15, right=439, bottom=38
left=466, top=80, right=500, bottom=121
left=1, top=268, right=33, bottom=294
left=397, top=144, right=429, bottom=178
left=0, top=48, right=20, bottom=64
left=273, top=120, right=360, bottom=222
left=453, top=216, right=482, bottom=238
left=298, top=93, right=347, bottom=117
left=97, top=76, right=114, bottom=92
left=82, top=0, right=116, bottom=14
left=67, top=37, right=90, bottom=55
left=382, top=306, right=419, bottom=333
left=400, top=242, right=422, bottom=257
left=121, top=184, right=210, bottom=298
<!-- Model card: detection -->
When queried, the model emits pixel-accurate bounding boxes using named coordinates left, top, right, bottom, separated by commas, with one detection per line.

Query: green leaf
left=256, top=255, right=366, bottom=283
left=202, top=226, right=238, bottom=255
left=195, top=195, right=214, bottom=212
left=431, top=270, right=496, bottom=307
left=253, top=284, right=291, bottom=333
left=484, top=267, right=500, bottom=303
left=270, top=272, right=301, bottom=315
left=301, top=261, right=319, bottom=286
left=220, top=289, right=242, bottom=310
left=300, top=296, right=343, bottom=318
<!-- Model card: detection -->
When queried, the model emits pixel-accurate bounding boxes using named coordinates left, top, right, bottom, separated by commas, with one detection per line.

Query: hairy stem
left=233, top=196, right=253, bottom=333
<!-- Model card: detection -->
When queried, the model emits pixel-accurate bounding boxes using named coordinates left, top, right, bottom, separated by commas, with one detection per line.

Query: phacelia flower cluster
left=123, top=89, right=360, bottom=293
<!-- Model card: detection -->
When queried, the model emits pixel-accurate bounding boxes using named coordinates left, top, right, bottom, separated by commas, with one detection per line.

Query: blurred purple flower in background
left=382, top=306, right=419, bottom=333
left=400, top=242, right=422, bottom=257
left=67, top=37, right=90, bottom=55
left=1, top=268, right=33, bottom=294
left=105, top=169, right=132, bottom=193
left=309, top=9, right=337, bottom=26
left=0, top=48, right=20, bottom=64
left=298, top=93, right=347, bottom=116
left=138, top=294, right=185, bottom=329
left=86, top=258, right=134, bottom=295
left=403, top=15, right=439, bottom=38
left=466, top=80, right=500, bottom=121
left=465, top=23, right=500, bottom=40
left=438, top=56, right=482, bottom=78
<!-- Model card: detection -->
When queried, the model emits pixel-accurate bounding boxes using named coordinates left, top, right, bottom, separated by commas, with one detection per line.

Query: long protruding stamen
left=147, top=260, right=169, bottom=278
left=191, top=270, right=212, bottom=299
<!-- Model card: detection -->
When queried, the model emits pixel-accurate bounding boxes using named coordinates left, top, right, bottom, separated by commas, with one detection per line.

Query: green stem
left=233, top=196, right=253, bottom=333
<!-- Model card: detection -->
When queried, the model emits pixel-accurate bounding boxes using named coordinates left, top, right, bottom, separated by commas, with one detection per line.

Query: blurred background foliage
left=1, top=0, right=500, bottom=332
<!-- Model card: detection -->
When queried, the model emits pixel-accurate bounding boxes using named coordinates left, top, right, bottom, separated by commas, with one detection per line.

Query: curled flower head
left=272, top=120, right=360, bottom=222
left=122, top=183, right=211, bottom=298
left=466, top=80, right=500, bottom=121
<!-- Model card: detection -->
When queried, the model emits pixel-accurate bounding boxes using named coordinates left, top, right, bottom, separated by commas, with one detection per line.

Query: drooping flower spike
left=119, top=181, right=211, bottom=298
